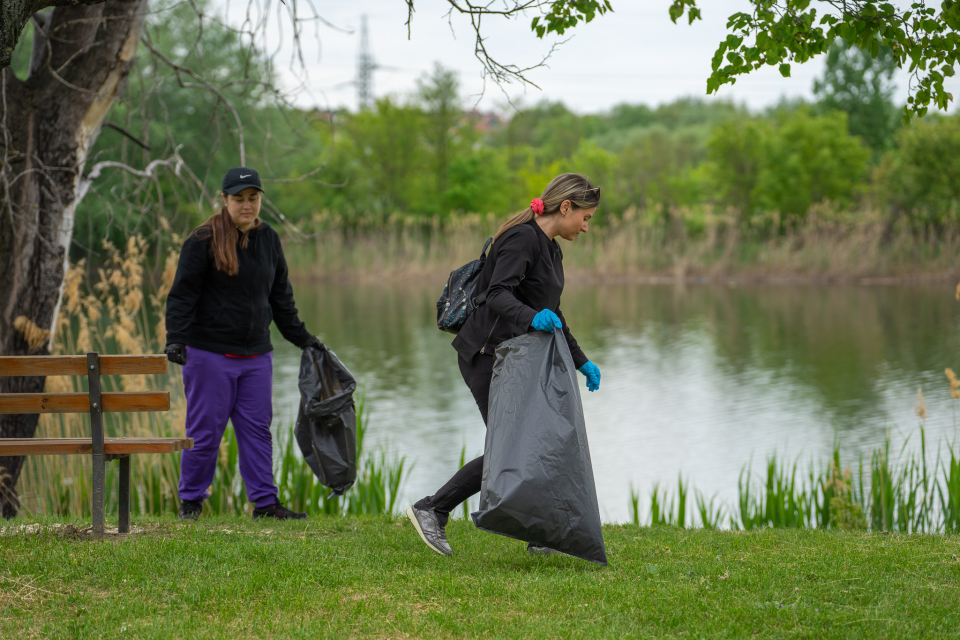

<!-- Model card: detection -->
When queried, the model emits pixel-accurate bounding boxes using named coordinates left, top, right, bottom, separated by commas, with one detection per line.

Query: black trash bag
left=471, top=331, right=607, bottom=565
left=295, top=343, right=358, bottom=498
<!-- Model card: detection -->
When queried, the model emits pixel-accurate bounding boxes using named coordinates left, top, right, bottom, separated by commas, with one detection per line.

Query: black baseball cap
left=222, top=167, right=263, bottom=195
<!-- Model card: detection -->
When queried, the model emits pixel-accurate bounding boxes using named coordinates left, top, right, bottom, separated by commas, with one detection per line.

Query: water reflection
left=270, top=281, right=960, bottom=523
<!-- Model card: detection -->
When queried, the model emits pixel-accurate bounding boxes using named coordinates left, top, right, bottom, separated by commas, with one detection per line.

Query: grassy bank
left=2, top=516, right=959, bottom=638
left=283, top=208, right=960, bottom=283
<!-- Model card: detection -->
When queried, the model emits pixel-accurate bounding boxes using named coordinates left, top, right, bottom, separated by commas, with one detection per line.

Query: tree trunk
left=0, top=0, right=147, bottom=518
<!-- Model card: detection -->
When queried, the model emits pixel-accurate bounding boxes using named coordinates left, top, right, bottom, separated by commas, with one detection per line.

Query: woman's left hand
left=578, top=361, right=601, bottom=392
left=300, top=335, right=323, bottom=350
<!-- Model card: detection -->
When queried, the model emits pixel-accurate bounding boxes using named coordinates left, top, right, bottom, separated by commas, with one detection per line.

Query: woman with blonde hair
left=407, top=172, right=602, bottom=556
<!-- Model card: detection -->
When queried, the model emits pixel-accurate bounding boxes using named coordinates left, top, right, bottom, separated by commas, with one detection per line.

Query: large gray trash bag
left=471, top=331, right=607, bottom=565
left=295, top=343, right=358, bottom=497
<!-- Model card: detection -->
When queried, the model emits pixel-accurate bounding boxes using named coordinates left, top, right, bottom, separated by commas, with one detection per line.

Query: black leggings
left=415, top=353, right=494, bottom=517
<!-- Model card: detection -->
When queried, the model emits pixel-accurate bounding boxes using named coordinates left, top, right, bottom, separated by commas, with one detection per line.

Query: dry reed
left=283, top=205, right=960, bottom=283
left=16, top=239, right=185, bottom=517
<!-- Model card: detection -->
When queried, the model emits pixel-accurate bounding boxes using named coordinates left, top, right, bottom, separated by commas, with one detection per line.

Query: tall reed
left=630, top=425, right=960, bottom=533
left=940, top=443, right=960, bottom=531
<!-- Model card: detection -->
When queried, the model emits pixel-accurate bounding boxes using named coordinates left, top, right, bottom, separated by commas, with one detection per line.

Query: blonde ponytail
left=493, top=173, right=598, bottom=242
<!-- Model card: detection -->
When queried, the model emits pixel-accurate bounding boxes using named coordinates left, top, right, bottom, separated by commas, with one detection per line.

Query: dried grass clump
left=283, top=205, right=960, bottom=283
left=946, top=369, right=960, bottom=401
left=17, top=235, right=185, bottom=517
left=13, top=316, right=50, bottom=352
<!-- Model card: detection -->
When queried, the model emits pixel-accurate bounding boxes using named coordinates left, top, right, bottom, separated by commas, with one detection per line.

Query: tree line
left=41, top=20, right=958, bottom=262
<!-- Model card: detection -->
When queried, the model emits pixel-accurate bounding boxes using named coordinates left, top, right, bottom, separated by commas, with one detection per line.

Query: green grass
left=3, top=516, right=959, bottom=639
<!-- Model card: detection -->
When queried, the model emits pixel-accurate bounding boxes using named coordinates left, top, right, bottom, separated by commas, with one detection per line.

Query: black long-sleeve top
left=452, top=219, right=588, bottom=369
left=165, top=221, right=312, bottom=355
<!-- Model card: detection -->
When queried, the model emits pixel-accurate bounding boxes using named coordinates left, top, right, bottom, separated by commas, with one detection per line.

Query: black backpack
left=437, top=237, right=493, bottom=334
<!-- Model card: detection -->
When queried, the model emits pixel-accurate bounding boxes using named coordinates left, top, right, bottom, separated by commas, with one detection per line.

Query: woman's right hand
left=164, top=343, right=187, bottom=365
left=531, top=309, right=563, bottom=333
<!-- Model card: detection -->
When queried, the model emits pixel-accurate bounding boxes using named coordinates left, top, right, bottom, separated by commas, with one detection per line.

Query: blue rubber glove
left=531, top=309, right=563, bottom=333
left=578, top=361, right=601, bottom=392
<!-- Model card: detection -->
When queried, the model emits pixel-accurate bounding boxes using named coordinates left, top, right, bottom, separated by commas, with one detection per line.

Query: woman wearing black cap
left=164, top=167, right=321, bottom=520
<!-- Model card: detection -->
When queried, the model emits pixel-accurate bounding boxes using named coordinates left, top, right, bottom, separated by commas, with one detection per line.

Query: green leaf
left=779, top=63, right=791, bottom=78
left=712, top=49, right=725, bottom=72
left=669, top=3, right=684, bottom=23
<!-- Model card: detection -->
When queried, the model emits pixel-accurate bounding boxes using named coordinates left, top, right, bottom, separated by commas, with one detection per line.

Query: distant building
left=465, top=110, right=504, bottom=133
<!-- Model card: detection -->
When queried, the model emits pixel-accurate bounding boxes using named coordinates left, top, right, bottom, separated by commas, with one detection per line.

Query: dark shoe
left=178, top=499, right=202, bottom=521
left=252, top=502, right=308, bottom=520
left=406, top=505, right=453, bottom=556
left=527, top=542, right=561, bottom=557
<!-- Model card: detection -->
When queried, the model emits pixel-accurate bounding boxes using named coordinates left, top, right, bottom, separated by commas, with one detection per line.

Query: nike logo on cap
left=240, top=174, right=252, bottom=179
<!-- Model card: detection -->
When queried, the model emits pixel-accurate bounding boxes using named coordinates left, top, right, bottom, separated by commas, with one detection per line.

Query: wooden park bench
left=0, top=353, right=192, bottom=534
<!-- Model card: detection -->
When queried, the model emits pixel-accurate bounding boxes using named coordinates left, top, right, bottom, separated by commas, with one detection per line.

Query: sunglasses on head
left=580, top=186, right=601, bottom=204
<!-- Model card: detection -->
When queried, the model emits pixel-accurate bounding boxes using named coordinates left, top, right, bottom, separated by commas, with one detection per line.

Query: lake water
left=269, top=280, right=960, bottom=523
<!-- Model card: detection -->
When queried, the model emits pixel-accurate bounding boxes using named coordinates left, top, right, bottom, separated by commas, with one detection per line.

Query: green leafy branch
left=531, top=0, right=614, bottom=37
left=668, top=0, right=960, bottom=121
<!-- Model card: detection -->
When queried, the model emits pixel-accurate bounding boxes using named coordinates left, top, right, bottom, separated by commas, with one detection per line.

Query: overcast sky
left=254, top=0, right=958, bottom=115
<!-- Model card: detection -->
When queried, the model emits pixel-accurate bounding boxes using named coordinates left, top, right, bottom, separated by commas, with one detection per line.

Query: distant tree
left=442, top=148, right=513, bottom=213
left=417, top=64, right=461, bottom=206
left=608, top=103, right=656, bottom=130
left=494, top=101, right=584, bottom=162
left=755, top=109, right=870, bottom=219
left=874, top=116, right=960, bottom=224
left=346, top=98, right=424, bottom=213
left=708, top=109, right=870, bottom=224
left=707, top=119, right=771, bottom=220
left=814, top=39, right=899, bottom=154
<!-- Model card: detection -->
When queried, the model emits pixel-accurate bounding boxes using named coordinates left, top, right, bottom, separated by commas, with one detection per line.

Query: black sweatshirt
left=452, top=219, right=588, bottom=369
left=165, top=221, right=312, bottom=355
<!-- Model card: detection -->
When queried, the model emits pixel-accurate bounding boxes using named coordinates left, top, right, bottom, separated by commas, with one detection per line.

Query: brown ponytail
left=193, top=198, right=260, bottom=276
left=493, top=172, right=599, bottom=243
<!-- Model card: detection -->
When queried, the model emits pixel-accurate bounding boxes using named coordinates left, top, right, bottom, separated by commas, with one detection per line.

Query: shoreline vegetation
left=281, top=208, right=960, bottom=285
left=13, top=234, right=960, bottom=533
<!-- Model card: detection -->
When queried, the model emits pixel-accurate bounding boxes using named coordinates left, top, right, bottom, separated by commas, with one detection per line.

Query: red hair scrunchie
left=530, top=198, right=545, bottom=215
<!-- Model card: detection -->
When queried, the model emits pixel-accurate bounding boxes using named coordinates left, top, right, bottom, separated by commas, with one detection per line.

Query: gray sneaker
left=406, top=506, right=453, bottom=556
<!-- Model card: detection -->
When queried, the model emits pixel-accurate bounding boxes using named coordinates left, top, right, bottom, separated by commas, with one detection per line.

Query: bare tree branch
left=103, top=120, right=151, bottom=150
left=139, top=35, right=248, bottom=165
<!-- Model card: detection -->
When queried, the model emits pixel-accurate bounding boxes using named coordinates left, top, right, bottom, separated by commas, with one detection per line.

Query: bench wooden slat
left=0, top=437, right=193, bottom=456
left=0, top=355, right=168, bottom=377
left=0, top=391, right=170, bottom=414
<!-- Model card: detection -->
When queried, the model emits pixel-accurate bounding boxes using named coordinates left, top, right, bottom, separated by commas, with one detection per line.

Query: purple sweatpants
left=178, top=346, right=278, bottom=507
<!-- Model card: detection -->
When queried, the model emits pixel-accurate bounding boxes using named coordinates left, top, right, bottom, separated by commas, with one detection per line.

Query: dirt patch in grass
left=0, top=522, right=178, bottom=539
